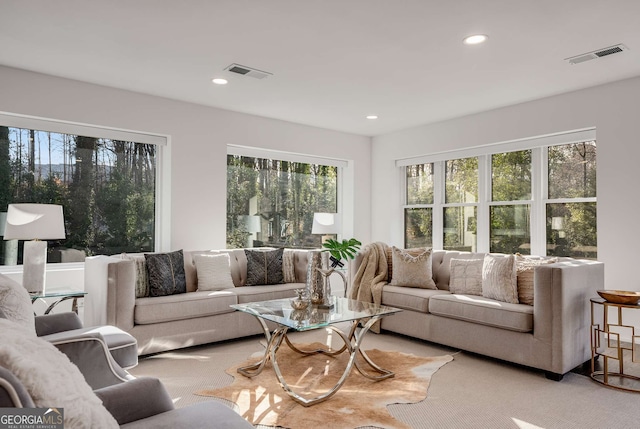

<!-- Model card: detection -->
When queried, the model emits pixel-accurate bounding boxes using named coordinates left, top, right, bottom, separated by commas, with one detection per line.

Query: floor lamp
left=3, top=204, right=66, bottom=295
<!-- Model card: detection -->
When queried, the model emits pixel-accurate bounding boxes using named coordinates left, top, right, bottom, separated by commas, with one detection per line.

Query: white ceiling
left=1, top=0, right=640, bottom=137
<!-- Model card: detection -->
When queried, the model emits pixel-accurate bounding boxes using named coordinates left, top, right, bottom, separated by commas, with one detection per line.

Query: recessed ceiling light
left=463, top=34, right=488, bottom=45
left=366, top=115, right=378, bottom=120
left=212, top=78, right=228, bottom=85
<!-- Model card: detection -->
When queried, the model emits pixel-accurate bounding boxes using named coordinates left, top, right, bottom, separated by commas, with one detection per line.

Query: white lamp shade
left=312, top=212, right=341, bottom=235
left=238, top=215, right=261, bottom=233
left=3, top=204, right=66, bottom=240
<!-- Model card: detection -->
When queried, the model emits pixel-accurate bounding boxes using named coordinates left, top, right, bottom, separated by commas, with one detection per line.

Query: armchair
left=0, top=317, right=253, bottom=428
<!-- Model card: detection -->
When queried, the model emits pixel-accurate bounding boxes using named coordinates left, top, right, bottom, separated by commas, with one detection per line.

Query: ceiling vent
left=224, top=63, right=272, bottom=79
left=565, top=44, right=628, bottom=65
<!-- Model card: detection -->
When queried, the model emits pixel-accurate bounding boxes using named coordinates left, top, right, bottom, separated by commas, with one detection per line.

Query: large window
left=0, top=125, right=157, bottom=265
left=226, top=154, right=338, bottom=249
left=402, top=133, right=597, bottom=259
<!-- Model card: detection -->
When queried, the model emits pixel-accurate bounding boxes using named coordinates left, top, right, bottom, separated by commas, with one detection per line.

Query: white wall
left=0, top=66, right=372, bottom=294
left=372, top=75, right=640, bottom=289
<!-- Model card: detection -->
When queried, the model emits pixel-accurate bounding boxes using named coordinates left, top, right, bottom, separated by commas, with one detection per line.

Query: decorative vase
left=306, top=250, right=324, bottom=304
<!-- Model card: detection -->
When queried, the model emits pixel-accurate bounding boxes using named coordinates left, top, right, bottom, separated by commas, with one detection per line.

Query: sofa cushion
left=194, top=253, right=235, bottom=291
left=134, top=290, right=237, bottom=325
left=389, top=246, right=437, bottom=289
left=429, top=294, right=533, bottom=333
left=245, top=248, right=285, bottom=286
left=482, top=254, right=518, bottom=304
left=515, top=254, right=558, bottom=306
left=449, top=258, right=483, bottom=296
left=382, top=285, right=450, bottom=313
left=145, top=250, right=187, bottom=297
left=232, top=283, right=303, bottom=304
left=121, top=254, right=149, bottom=298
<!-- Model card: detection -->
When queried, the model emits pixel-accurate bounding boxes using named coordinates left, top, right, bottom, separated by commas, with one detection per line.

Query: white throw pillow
left=121, top=254, right=149, bottom=298
left=515, top=254, right=559, bottom=305
left=449, top=258, right=483, bottom=295
left=389, top=246, right=437, bottom=289
left=0, top=273, right=35, bottom=335
left=194, top=253, right=235, bottom=291
left=482, top=254, right=518, bottom=304
left=0, top=318, right=119, bottom=428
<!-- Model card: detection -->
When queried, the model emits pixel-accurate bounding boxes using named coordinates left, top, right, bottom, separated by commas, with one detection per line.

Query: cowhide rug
left=195, top=342, right=452, bottom=429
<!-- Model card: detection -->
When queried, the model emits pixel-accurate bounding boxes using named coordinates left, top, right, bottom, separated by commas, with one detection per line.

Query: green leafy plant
left=321, top=238, right=362, bottom=267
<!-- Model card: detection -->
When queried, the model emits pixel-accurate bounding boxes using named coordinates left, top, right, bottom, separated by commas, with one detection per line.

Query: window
left=402, top=132, right=597, bottom=258
left=226, top=154, right=338, bottom=249
left=0, top=125, right=158, bottom=265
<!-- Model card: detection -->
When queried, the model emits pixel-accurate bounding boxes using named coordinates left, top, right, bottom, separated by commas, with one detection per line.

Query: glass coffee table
left=231, top=296, right=401, bottom=406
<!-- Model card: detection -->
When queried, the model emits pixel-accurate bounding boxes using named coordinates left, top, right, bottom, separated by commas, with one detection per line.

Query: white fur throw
left=0, top=319, right=118, bottom=428
left=0, top=273, right=36, bottom=335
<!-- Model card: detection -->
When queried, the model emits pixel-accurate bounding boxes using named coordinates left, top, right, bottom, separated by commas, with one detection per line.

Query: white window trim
left=0, top=111, right=171, bottom=273
left=226, top=145, right=354, bottom=239
left=401, top=128, right=596, bottom=255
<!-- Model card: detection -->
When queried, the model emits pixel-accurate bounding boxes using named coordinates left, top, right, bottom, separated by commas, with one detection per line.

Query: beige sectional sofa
left=84, top=249, right=311, bottom=356
left=351, top=249, right=604, bottom=380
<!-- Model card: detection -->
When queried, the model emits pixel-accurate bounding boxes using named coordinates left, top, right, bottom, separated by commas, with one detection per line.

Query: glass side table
left=30, top=289, right=87, bottom=315
left=590, top=297, right=640, bottom=392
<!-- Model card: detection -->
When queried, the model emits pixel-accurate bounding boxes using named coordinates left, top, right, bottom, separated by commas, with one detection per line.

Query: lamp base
left=23, top=240, right=47, bottom=295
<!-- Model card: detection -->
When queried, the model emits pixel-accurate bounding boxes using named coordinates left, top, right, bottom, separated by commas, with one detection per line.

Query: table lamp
left=3, top=204, right=66, bottom=294
left=311, top=212, right=341, bottom=242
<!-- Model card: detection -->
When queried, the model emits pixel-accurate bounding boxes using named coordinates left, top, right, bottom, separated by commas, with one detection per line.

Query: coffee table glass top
left=231, top=297, right=400, bottom=331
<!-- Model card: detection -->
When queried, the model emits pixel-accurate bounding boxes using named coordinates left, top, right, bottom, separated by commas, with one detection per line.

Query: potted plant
left=321, top=238, right=362, bottom=268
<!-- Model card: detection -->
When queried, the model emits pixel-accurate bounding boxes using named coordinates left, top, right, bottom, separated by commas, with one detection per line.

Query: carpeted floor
left=130, top=325, right=640, bottom=429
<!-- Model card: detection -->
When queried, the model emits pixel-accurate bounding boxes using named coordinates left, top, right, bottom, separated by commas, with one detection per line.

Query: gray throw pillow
left=244, top=248, right=285, bottom=286
left=144, top=250, right=187, bottom=297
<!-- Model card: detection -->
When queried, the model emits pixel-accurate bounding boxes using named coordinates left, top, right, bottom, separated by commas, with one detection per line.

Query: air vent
left=224, top=63, right=272, bottom=79
left=565, top=44, right=628, bottom=65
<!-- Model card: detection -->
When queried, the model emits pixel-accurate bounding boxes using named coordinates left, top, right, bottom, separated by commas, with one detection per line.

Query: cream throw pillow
left=282, top=249, right=297, bottom=283
left=449, top=259, right=483, bottom=295
left=194, top=253, right=235, bottom=291
left=389, top=246, right=436, bottom=289
left=515, top=254, right=558, bottom=305
left=0, top=318, right=119, bottom=428
left=0, top=273, right=35, bottom=335
left=482, top=254, right=518, bottom=304
left=121, top=254, right=149, bottom=298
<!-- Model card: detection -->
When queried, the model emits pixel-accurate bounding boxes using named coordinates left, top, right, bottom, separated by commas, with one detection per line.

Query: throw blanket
left=349, top=242, right=389, bottom=333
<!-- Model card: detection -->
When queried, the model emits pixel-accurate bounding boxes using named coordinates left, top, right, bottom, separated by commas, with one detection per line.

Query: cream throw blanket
left=349, top=242, right=389, bottom=333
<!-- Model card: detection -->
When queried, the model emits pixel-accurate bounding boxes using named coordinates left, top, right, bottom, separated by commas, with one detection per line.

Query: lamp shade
left=3, top=204, right=66, bottom=240
left=312, top=212, right=341, bottom=235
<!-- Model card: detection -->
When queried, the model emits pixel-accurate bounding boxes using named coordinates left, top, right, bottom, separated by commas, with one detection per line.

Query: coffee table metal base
left=237, top=315, right=393, bottom=406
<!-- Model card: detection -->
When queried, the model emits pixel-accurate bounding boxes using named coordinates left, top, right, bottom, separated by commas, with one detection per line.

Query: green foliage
left=321, top=238, right=362, bottom=262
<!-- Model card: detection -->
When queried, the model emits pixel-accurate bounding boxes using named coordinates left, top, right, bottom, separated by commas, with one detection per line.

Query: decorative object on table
left=290, top=288, right=310, bottom=310
left=195, top=342, right=452, bottom=429
left=3, top=204, right=65, bottom=295
left=596, top=289, right=640, bottom=305
left=321, top=237, right=361, bottom=268
left=305, top=250, right=329, bottom=306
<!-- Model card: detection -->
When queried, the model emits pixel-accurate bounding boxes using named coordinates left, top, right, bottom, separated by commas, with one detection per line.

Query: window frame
left=0, top=111, right=171, bottom=272
left=399, top=128, right=596, bottom=256
left=226, top=145, right=352, bottom=245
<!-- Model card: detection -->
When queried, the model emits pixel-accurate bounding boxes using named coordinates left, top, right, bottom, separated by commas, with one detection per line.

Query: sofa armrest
left=94, top=377, right=174, bottom=425
left=85, top=255, right=136, bottom=330
left=42, top=331, right=133, bottom=389
left=35, top=312, right=83, bottom=336
left=0, top=365, right=35, bottom=408
left=533, top=259, right=604, bottom=375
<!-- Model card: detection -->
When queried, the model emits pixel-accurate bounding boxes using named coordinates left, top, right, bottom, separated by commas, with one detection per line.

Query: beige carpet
left=130, top=327, right=640, bottom=428
left=194, top=341, right=451, bottom=429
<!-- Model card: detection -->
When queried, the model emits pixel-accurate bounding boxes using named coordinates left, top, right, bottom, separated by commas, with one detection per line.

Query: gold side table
left=590, top=297, right=640, bottom=392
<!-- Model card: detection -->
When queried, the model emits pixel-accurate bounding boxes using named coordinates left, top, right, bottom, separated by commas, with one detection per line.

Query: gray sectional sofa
left=84, top=249, right=311, bottom=356
left=351, top=249, right=604, bottom=380
left=85, top=246, right=603, bottom=380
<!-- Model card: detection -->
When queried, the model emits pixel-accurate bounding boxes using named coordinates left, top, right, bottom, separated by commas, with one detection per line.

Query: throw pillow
left=449, top=258, right=483, bottom=295
left=194, top=253, right=235, bottom=291
left=0, top=318, right=119, bottom=428
left=515, top=254, right=559, bottom=306
left=482, top=254, right=518, bottom=304
left=389, top=246, right=437, bottom=289
left=0, top=273, right=36, bottom=335
left=121, top=254, right=149, bottom=298
left=282, top=249, right=297, bottom=283
left=244, top=248, right=285, bottom=286
left=144, top=250, right=187, bottom=297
